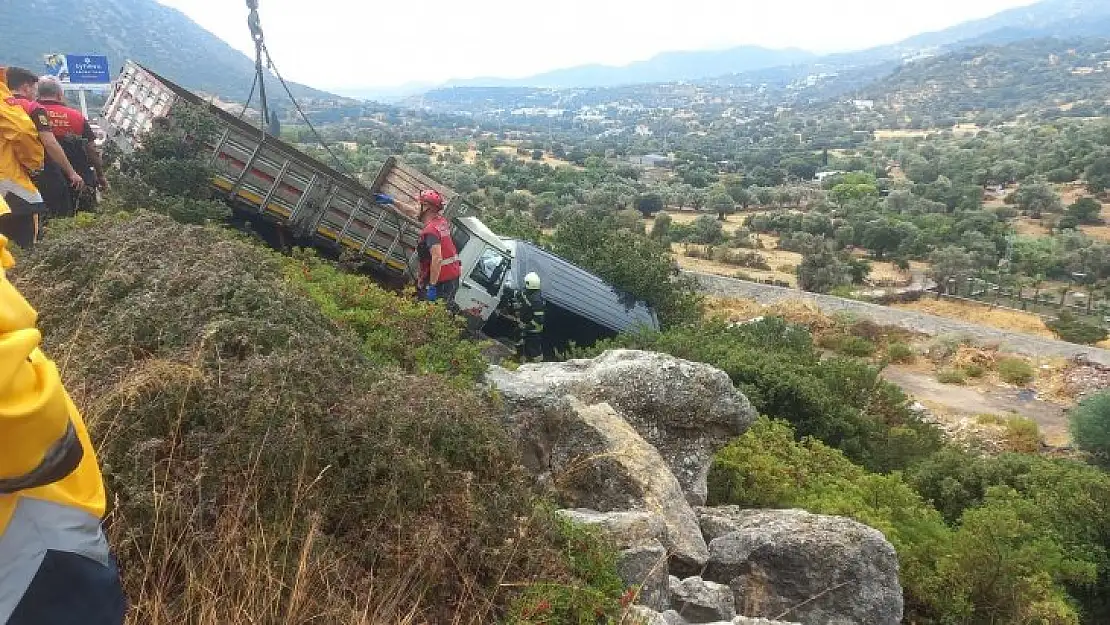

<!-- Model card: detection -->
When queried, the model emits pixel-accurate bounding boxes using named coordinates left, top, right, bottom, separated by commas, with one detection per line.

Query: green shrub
left=886, top=342, right=916, bottom=363
left=998, top=357, right=1035, bottom=386
left=836, top=335, right=877, bottom=357
left=963, top=363, right=986, bottom=379
left=710, top=420, right=1100, bottom=624
left=1070, top=391, right=1110, bottom=462
left=937, top=369, right=967, bottom=384
left=1003, top=416, right=1042, bottom=453
left=1046, top=312, right=1109, bottom=345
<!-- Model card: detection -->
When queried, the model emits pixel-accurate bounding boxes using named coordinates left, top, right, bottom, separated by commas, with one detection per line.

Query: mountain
left=444, top=46, right=817, bottom=90
left=859, top=37, right=1110, bottom=122
left=0, top=0, right=337, bottom=102
left=429, top=0, right=1110, bottom=92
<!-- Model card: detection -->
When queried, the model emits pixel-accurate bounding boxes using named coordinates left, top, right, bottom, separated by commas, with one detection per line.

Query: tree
left=1086, top=157, right=1110, bottom=194
left=690, top=215, right=725, bottom=245
left=1013, top=181, right=1064, bottom=217
left=635, top=193, right=664, bottom=217
left=831, top=181, right=879, bottom=206
left=531, top=149, right=544, bottom=161
left=1068, top=197, right=1103, bottom=224
left=651, top=213, right=673, bottom=242
left=861, top=221, right=905, bottom=260
left=506, top=190, right=532, bottom=211
left=928, top=246, right=976, bottom=294
left=708, top=190, right=736, bottom=220
left=1070, top=391, right=1110, bottom=463
left=797, top=247, right=851, bottom=294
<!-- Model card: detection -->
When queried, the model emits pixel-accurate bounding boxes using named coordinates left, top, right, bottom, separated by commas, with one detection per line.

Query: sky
left=156, top=0, right=1041, bottom=91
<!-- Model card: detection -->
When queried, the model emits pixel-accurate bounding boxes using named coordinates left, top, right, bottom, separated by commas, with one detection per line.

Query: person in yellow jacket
left=0, top=67, right=47, bottom=249
left=0, top=224, right=126, bottom=622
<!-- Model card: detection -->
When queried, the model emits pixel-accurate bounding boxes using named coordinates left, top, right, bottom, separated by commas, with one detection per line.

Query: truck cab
left=451, top=216, right=512, bottom=329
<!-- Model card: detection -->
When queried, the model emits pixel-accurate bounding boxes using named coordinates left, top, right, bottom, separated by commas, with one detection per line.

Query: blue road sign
left=44, top=54, right=111, bottom=85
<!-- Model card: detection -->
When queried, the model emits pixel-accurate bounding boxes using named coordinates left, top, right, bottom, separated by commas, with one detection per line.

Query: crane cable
left=243, top=0, right=352, bottom=175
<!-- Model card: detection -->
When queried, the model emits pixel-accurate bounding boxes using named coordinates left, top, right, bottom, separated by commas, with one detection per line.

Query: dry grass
left=894, top=298, right=1056, bottom=338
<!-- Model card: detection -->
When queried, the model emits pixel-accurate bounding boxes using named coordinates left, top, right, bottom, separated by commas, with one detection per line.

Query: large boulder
left=509, top=397, right=709, bottom=570
left=557, top=510, right=671, bottom=610
left=670, top=576, right=736, bottom=623
left=699, top=507, right=902, bottom=625
left=488, top=350, right=755, bottom=506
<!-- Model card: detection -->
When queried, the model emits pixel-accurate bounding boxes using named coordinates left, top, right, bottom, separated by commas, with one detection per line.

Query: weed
left=998, top=357, right=1035, bottom=386
left=937, top=369, right=967, bottom=385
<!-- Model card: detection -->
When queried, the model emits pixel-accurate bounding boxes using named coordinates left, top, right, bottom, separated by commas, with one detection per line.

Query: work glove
left=426, top=284, right=438, bottom=302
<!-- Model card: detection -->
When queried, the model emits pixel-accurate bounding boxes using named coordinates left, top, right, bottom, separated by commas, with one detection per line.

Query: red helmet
left=418, top=189, right=445, bottom=212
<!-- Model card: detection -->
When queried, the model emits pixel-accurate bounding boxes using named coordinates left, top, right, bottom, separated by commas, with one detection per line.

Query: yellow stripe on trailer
left=212, top=177, right=292, bottom=217
left=317, top=227, right=408, bottom=271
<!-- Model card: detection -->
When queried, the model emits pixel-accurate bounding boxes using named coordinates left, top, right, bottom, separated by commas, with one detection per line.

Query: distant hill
left=445, top=46, right=817, bottom=90
left=430, top=0, right=1110, bottom=92
left=0, top=0, right=337, bottom=102
left=859, top=37, right=1110, bottom=123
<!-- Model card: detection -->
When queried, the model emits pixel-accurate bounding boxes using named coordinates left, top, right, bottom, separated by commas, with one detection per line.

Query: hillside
left=860, top=37, right=1110, bottom=123
left=0, top=0, right=335, bottom=101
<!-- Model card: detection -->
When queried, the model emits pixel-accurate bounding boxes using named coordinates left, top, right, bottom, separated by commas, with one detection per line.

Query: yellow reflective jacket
left=0, top=68, right=45, bottom=203
left=0, top=233, right=106, bottom=534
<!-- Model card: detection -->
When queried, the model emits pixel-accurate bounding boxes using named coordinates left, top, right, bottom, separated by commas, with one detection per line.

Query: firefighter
left=416, top=189, right=461, bottom=307
left=0, top=67, right=46, bottom=249
left=0, top=229, right=127, bottom=624
left=36, top=76, right=108, bottom=216
left=515, top=272, right=546, bottom=363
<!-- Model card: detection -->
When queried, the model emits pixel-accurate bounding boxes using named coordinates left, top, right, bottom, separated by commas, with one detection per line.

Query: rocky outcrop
left=669, top=576, right=736, bottom=623
left=489, top=351, right=902, bottom=624
left=699, top=507, right=903, bottom=625
left=488, top=350, right=755, bottom=506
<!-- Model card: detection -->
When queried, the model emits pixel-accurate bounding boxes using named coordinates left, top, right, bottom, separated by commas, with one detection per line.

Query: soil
left=882, top=365, right=1070, bottom=446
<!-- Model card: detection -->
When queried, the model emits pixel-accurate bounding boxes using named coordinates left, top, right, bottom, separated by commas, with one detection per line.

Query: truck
left=100, top=60, right=658, bottom=343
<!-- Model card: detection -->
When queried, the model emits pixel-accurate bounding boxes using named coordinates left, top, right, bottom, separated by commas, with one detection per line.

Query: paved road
left=689, top=271, right=1110, bottom=367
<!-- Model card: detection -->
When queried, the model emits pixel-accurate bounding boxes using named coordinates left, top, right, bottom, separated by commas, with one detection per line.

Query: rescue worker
left=416, top=189, right=461, bottom=306
left=5, top=67, right=85, bottom=233
left=0, top=227, right=127, bottom=623
left=0, top=67, right=46, bottom=249
left=515, top=272, right=546, bottom=363
left=36, top=76, right=108, bottom=216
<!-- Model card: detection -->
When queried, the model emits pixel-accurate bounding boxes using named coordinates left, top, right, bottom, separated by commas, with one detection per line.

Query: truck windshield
left=471, top=247, right=510, bottom=296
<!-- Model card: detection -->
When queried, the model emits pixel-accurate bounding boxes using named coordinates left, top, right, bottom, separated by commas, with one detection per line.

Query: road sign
left=44, top=54, right=111, bottom=85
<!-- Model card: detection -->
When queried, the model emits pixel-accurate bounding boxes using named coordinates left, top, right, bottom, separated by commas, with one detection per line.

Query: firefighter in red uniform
left=416, top=189, right=462, bottom=307
left=36, top=76, right=108, bottom=216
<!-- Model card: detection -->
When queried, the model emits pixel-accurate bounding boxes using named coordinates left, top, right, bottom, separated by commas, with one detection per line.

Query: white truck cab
left=452, top=216, right=512, bottom=325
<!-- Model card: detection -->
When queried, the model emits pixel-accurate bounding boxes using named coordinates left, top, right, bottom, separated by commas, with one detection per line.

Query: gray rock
left=557, top=509, right=666, bottom=550
left=488, top=349, right=755, bottom=506
left=732, top=618, right=800, bottom=625
left=700, top=508, right=902, bottom=625
left=491, top=393, right=709, bottom=571
left=662, top=610, right=690, bottom=625
left=626, top=605, right=670, bottom=625
left=617, top=544, right=672, bottom=612
left=670, top=576, right=736, bottom=623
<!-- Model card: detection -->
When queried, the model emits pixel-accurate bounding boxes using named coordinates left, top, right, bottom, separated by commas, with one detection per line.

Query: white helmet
left=524, top=272, right=541, bottom=290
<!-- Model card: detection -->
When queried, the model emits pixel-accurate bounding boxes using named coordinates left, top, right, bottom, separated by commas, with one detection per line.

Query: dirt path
left=690, top=272, right=1110, bottom=366
left=881, top=366, right=1069, bottom=445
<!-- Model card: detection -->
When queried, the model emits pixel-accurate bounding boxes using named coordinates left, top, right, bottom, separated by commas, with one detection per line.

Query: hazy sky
left=156, top=0, right=1040, bottom=90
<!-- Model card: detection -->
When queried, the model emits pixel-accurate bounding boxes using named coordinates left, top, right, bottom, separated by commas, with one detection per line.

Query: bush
left=886, top=342, right=916, bottom=363
left=937, top=369, right=967, bottom=384
left=707, top=418, right=1094, bottom=623
left=998, top=357, right=1035, bottom=386
left=963, top=363, right=986, bottom=379
left=822, top=335, right=877, bottom=358
left=1046, top=312, right=1109, bottom=345
left=1070, top=391, right=1110, bottom=462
